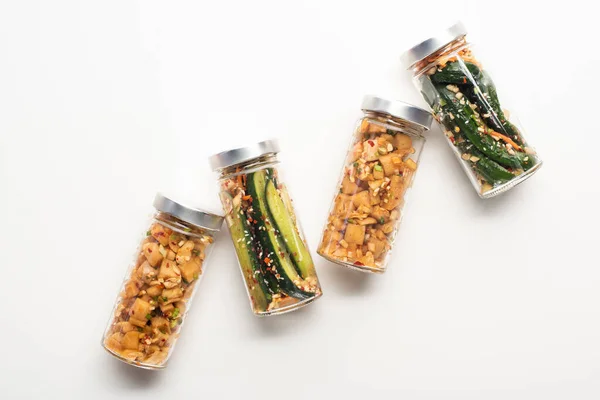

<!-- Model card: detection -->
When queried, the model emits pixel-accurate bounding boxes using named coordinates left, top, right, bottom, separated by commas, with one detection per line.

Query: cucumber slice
left=265, top=179, right=316, bottom=280
left=247, top=170, right=313, bottom=300
left=430, top=61, right=482, bottom=84
left=223, top=193, right=270, bottom=311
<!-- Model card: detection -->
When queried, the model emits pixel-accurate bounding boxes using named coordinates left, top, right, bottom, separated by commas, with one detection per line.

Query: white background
left=0, top=1, right=598, bottom=399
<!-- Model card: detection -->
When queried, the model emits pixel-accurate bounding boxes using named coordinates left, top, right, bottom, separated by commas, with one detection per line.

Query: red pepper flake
left=354, top=261, right=364, bottom=266
left=242, top=195, right=252, bottom=201
left=462, top=77, right=466, bottom=84
left=147, top=249, right=152, bottom=253
left=367, top=140, right=375, bottom=147
left=264, top=257, right=271, bottom=264
left=449, top=137, right=455, bottom=144
left=253, top=219, right=258, bottom=224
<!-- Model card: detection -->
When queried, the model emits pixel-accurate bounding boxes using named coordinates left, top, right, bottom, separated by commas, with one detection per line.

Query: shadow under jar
left=102, top=194, right=223, bottom=370
left=402, top=22, right=542, bottom=198
left=210, top=140, right=322, bottom=316
left=317, top=96, right=432, bottom=273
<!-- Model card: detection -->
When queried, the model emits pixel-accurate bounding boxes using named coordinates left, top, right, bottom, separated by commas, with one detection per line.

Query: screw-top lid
left=361, top=96, right=433, bottom=130
left=401, top=22, right=467, bottom=68
left=153, top=193, right=224, bottom=231
left=209, top=139, right=280, bottom=170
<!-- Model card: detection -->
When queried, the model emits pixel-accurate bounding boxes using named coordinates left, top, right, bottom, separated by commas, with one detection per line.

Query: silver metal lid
left=153, top=193, right=224, bottom=231
left=209, top=139, right=280, bottom=170
left=401, top=22, right=467, bottom=68
left=361, top=96, right=433, bottom=130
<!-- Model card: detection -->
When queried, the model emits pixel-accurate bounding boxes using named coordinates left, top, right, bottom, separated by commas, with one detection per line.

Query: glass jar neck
left=154, top=211, right=210, bottom=238
left=363, top=111, right=426, bottom=137
left=411, top=37, right=470, bottom=76
left=217, top=153, right=279, bottom=179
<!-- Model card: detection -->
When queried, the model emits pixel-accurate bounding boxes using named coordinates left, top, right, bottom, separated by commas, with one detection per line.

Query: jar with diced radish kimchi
left=317, top=96, right=432, bottom=273
left=210, top=139, right=322, bottom=316
left=101, top=194, right=223, bottom=369
left=402, top=22, right=542, bottom=198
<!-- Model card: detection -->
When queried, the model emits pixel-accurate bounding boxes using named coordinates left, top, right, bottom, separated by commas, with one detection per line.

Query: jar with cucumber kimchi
left=210, top=140, right=322, bottom=316
left=402, top=22, right=542, bottom=198
left=317, top=96, right=432, bottom=273
left=102, top=194, right=223, bottom=369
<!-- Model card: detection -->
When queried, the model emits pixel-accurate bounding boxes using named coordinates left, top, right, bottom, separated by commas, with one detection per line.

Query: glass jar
left=402, top=22, right=542, bottom=198
left=101, top=194, right=223, bottom=370
left=317, top=96, right=432, bottom=273
left=210, top=139, right=322, bottom=316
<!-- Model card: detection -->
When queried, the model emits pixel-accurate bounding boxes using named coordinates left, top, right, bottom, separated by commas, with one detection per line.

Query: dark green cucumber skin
left=463, top=84, right=505, bottom=133
left=246, top=169, right=313, bottom=300
left=467, top=72, right=523, bottom=146
left=480, top=72, right=523, bottom=144
left=457, top=142, right=514, bottom=184
left=265, top=179, right=317, bottom=280
left=477, top=158, right=514, bottom=184
left=227, top=197, right=271, bottom=310
left=433, top=63, right=524, bottom=145
left=430, top=61, right=482, bottom=84
left=244, top=174, right=284, bottom=296
left=436, top=86, right=524, bottom=170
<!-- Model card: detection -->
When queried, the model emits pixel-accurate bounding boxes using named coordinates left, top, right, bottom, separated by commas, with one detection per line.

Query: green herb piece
left=170, top=319, right=178, bottom=328
left=192, top=249, right=200, bottom=256
left=145, top=314, right=152, bottom=320
left=170, top=234, right=178, bottom=240
left=374, top=165, right=383, bottom=172
left=193, top=273, right=199, bottom=280
left=353, top=162, right=359, bottom=168
left=137, top=327, right=144, bottom=332
left=146, top=230, right=151, bottom=236
left=172, top=308, right=180, bottom=318
left=162, top=296, right=168, bottom=302
left=378, top=217, right=385, bottom=224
